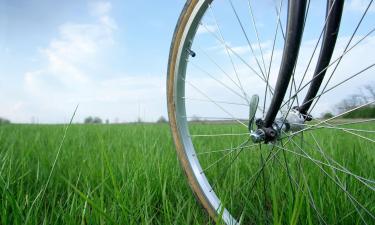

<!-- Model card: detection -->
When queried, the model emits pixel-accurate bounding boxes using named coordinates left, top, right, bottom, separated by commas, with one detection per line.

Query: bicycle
left=167, top=0, right=374, bottom=224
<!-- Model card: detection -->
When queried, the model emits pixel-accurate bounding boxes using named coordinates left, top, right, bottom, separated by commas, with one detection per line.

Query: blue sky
left=0, top=0, right=374, bottom=123
left=0, top=0, right=186, bottom=123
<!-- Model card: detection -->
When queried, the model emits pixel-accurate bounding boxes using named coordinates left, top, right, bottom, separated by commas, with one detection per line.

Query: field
left=0, top=122, right=374, bottom=224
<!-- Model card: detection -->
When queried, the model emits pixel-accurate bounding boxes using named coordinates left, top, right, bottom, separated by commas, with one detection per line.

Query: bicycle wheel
left=167, top=0, right=375, bottom=224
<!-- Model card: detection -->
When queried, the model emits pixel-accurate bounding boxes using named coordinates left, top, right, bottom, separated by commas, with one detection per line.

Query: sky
left=0, top=0, right=186, bottom=123
left=0, top=0, right=374, bottom=123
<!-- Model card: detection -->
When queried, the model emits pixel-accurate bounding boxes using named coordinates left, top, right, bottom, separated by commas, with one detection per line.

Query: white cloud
left=25, top=1, right=117, bottom=89
left=197, top=24, right=218, bottom=35
left=185, top=34, right=375, bottom=121
left=89, top=1, right=112, bottom=16
left=7, top=0, right=374, bottom=123
left=18, top=1, right=168, bottom=123
left=346, top=0, right=375, bottom=13
left=20, top=1, right=144, bottom=123
left=229, top=41, right=272, bottom=55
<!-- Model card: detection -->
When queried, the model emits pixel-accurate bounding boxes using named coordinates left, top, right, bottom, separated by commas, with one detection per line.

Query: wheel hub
left=250, top=109, right=306, bottom=144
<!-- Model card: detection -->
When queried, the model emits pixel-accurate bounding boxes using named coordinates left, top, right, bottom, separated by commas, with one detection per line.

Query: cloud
left=346, top=0, right=375, bottom=13
left=229, top=41, right=272, bottom=55
left=20, top=1, right=142, bottom=123
left=89, top=1, right=118, bottom=29
left=25, top=1, right=117, bottom=91
left=197, top=24, right=218, bottom=35
left=20, top=1, right=168, bottom=123
left=89, top=1, right=112, bottom=16
left=184, top=34, right=375, bottom=121
left=12, top=0, right=374, bottom=123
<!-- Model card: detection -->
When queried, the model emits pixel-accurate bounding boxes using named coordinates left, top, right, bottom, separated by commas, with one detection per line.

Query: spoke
left=280, top=130, right=366, bottom=223
left=287, top=99, right=375, bottom=139
left=228, top=0, right=266, bottom=77
left=208, top=140, right=254, bottom=192
left=208, top=5, right=250, bottom=102
left=295, top=0, right=339, bottom=102
left=196, top=144, right=258, bottom=156
left=280, top=132, right=375, bottom=188
left=200, top=21, right=298, bottom=110
left=308, top=0, right=374, bottom=114
left=258, top=145, right=269, bottom=221
left=288, top=0, right=311, bottom=109
left=281, top=0, right=340, bottom=115
left=284, top=0, right=312, bottom=110
left=247, top=0, right=268, bottom=74
left=273, top=0, right=286, bottom=40
left=263, top=0, right=307, bottom=127
left=273, top=154, right=327, bottom=225
left=200, top=22, right=271, bottom=88
left=183, top=97, right=249, bottom=107
left=238, top=147, right=276, bottom=196
left=280, top=140, right=296, bottom=203
left=302, top=64, right=375, bottom=110
left=197, top=45, right=248, bottom=95
left=183, top=77, right=248, bottom=128
left=200, top=139, right=252, bottom=174
left=291, top=122, right=375, bottom=134
left=184, top=116, right=248, bottom=121
left=264, top=0, right=284, bottom=117
left=288, top=67, right=300, bottom=110
left=190, top=61, right=250, bottom=103
left=281, top=27, right=375, bottom=109
left=300, top=118, right=375, bottom=145
left=309, top=133, right=375, bottom=189
left=311, top=117, right=375, bottom=147
left=190, top=133, right=250, bottom=138
left=332, top=118, right=375, bottom=127
left=295, top=130, right=328, bottom=225
left=310, top=132, right=345, bottom=182
left=276, top=140, right=375, bottom=188
left=285, top=138, right=374, bottom=222
left=285, top=122, right=375, bottom=153
left=234, top=146, right=281, bottom=197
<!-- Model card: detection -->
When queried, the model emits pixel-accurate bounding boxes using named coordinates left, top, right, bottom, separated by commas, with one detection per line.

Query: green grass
left=0, top=122, right=374, bottom=224
left=0, top=124, right=211, bottom=225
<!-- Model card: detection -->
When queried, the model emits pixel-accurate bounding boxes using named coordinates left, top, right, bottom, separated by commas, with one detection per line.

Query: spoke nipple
left=187, top=48, right=196, bottom=57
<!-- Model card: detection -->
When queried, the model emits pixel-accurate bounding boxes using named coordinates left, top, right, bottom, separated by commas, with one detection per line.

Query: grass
left=0, top=122, right=374, bottom=224
left=0, top=124, right=210, bottom=225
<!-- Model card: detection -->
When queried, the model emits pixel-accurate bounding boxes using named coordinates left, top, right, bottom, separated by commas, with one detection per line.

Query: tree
left=321, top=112, right=334, bottom=119
left=84, top=116, right=93, bottom=124
left=364, top=85, right=375, bottom=100
left=335, top=84, right=375, bottom=118
left=336, top=84, right=375, bottom=113
left=0, top=117, right=10, bottom=125
left=84, top=116, right=103, bottom=124
left=92, top=117, right=102, bottom=124
left=190, top=115, right=201, bottom=122
left=156, top=116, right=167, bottom=123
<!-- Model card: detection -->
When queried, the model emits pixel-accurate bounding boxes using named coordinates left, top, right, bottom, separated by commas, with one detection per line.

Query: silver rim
left=173, top=1, right=237, bottom=224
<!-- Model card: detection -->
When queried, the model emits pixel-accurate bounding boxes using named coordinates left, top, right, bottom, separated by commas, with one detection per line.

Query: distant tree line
left=0, top=117, right=11, bottom=125
left=323, top=84, right=375, bottom=119
left=84, top=116, right=103, bottom=124
left=337, top=85, right=375, bottom=119
left=82, top=116, right=169, bottom=124
left=156, top=116, right=167, bottom=123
